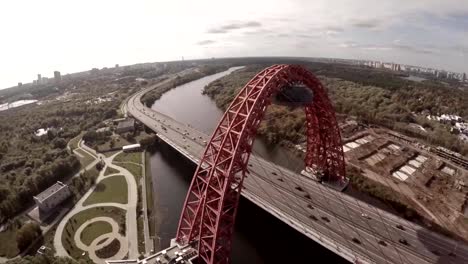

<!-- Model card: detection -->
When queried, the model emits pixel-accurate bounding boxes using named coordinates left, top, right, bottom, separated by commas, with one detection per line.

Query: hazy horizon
left=1, top=0, right=467, bottom=89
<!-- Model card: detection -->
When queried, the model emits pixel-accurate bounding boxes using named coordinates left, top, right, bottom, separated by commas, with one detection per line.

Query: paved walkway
left=54, top=151, right=139, bottom=263
left=74, top=217, right=127, bottom=261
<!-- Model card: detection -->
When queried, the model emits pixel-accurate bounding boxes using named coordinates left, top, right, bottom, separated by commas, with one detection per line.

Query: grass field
left=83, top=176, right=128, bottom=206
left=0, top=225, right=19, bottom=258
left=104, top=166, right=120, bottom=176
left=74, top=148, right=95, bottom=168
left=80, top=221, right=113, bottom=246
left=113, top=152, right=143, bottom=181
left=113, top=152, right=142, bottom=164
left=117, top=163, right=142, bottom=181
left=137, top=216, right=145, bottom=254
left=62, top=206, right=125, bottom=259
left=68, top=134, right=82, bottom=151
left=145, top=151, right=155, bottom=236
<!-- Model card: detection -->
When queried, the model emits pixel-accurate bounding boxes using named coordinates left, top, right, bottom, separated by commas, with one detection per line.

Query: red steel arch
left=176, top=64, right=346, bottom=264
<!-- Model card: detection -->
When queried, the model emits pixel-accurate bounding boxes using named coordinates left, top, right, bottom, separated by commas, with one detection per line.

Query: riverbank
left=144, top=66, right=348, bottom=263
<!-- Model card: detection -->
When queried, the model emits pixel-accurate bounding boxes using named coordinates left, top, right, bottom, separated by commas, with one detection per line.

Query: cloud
left=452, top=45, right=468, bottom=54
left=351, top=18, right=383, bottom=29
left=392, top=43, right=437, bottom=54
left=338, top=41, right=358, bottom=48
left=196, top=40, right=216, bottom=45
left=297, top=34, right=318, bottom=39
left=207, top=21, right=262, bottom=34
left=339, top=41, right=438, bottom=54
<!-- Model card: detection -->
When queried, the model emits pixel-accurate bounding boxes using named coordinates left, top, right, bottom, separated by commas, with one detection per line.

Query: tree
left=16, top=222, right=42, bottom=252
left=139, top=135, right=158, bottom=149
left=52, top=138, right=67, bottom=149
left=95, top=161, right=104, bottom=171
left=0, top=185, right=10, bottom=200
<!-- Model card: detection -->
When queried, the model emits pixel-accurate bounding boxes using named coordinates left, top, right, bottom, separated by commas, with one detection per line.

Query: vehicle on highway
left=396, top=224, right=405, bottom=230
left=300, top=165, right=324, bottom=183
left=361, top=213, right=371, bottom=219
left=398, top=239, right=409, bottom=246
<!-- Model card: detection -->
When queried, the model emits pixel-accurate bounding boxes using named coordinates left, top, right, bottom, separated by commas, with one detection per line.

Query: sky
left=0, top=0, right=467, bottom=89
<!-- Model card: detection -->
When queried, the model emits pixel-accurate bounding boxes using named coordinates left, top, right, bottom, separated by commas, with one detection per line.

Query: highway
left=126, top=71, right=468, bottom=264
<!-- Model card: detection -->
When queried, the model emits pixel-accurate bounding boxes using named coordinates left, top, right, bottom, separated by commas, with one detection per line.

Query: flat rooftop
left=34, top=181, right=67, bottom=202
left=117, top=119, right=135, bottom=129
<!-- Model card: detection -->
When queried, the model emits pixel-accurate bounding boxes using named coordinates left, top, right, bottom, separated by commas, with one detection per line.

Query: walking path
left=54, top=151, right=139, bottom=263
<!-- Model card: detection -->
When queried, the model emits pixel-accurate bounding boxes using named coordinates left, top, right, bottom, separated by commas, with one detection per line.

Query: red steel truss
left=176, top=64, right=346, bottom=264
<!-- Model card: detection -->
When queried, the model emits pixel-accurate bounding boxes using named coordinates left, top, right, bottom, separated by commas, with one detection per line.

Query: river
left=148, top=67, right=348, bottom=263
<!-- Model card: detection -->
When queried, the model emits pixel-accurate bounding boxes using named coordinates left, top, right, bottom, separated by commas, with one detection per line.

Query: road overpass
left=125, top=72, right=468, bottom=264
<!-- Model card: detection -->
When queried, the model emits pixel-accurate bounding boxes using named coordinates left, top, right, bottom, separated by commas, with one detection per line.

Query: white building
left=123, top=143, right=141, bottom=152
left=33, top=181, right=71, bottom=213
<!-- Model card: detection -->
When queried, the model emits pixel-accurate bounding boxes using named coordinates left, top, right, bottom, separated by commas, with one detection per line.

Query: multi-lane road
left=126, top=71, right=468, bottom=264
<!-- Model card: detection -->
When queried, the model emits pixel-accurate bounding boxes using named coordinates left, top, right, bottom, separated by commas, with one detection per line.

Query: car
left=352, top=238, right=361, bottom=244
left=271, top=172, right=278, bottom=176
left=308, top=215, right=318, bottom=221
left=398, top=239, right=409, bottom=246
left=378, top=240, right=387, bottom=246
left=295, top=186, right=304, bottom=192
left=361, top=213, right=371, bottom=219
left=396, top=224, right=405, bottom=230
left=321, top=216, right=330, bottom=223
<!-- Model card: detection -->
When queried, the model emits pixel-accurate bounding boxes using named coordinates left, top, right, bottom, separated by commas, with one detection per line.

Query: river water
left=148, top=67, right=348, bottom=263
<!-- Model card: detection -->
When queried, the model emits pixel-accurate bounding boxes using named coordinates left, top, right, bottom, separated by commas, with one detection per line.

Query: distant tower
left=18, top=82, right=22, bottom=87
left=463, top=73, right=466, bottom=81
left=37, top=74, right=41, bottom=84
left=54, top=71, right=61, bottom=82
left=115, top=64, right=119, bottom=68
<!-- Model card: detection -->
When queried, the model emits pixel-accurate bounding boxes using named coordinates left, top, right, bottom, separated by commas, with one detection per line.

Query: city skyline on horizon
left=6, top=55, right=466, bottom=90
left=1, top=0, right=467, bottom=89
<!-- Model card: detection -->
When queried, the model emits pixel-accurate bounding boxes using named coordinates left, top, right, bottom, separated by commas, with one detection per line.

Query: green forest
left=0, top=76, right=126, bottom=224
left=203, top=63, right=468, bottom=154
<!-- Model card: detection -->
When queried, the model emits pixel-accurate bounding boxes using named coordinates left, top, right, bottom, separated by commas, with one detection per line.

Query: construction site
left=339, top=120, right=468, bottom=239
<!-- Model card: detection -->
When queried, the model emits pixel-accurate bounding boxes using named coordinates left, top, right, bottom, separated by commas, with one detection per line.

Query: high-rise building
left=463, top=73, right=466, bottom=81
left=54, top=71, right=61, bottom=82
left=18, top=82, right=22, bottom=87
left=115, top=64, right=119, bottom=68
left=37, top=74, right=41, bottom=84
